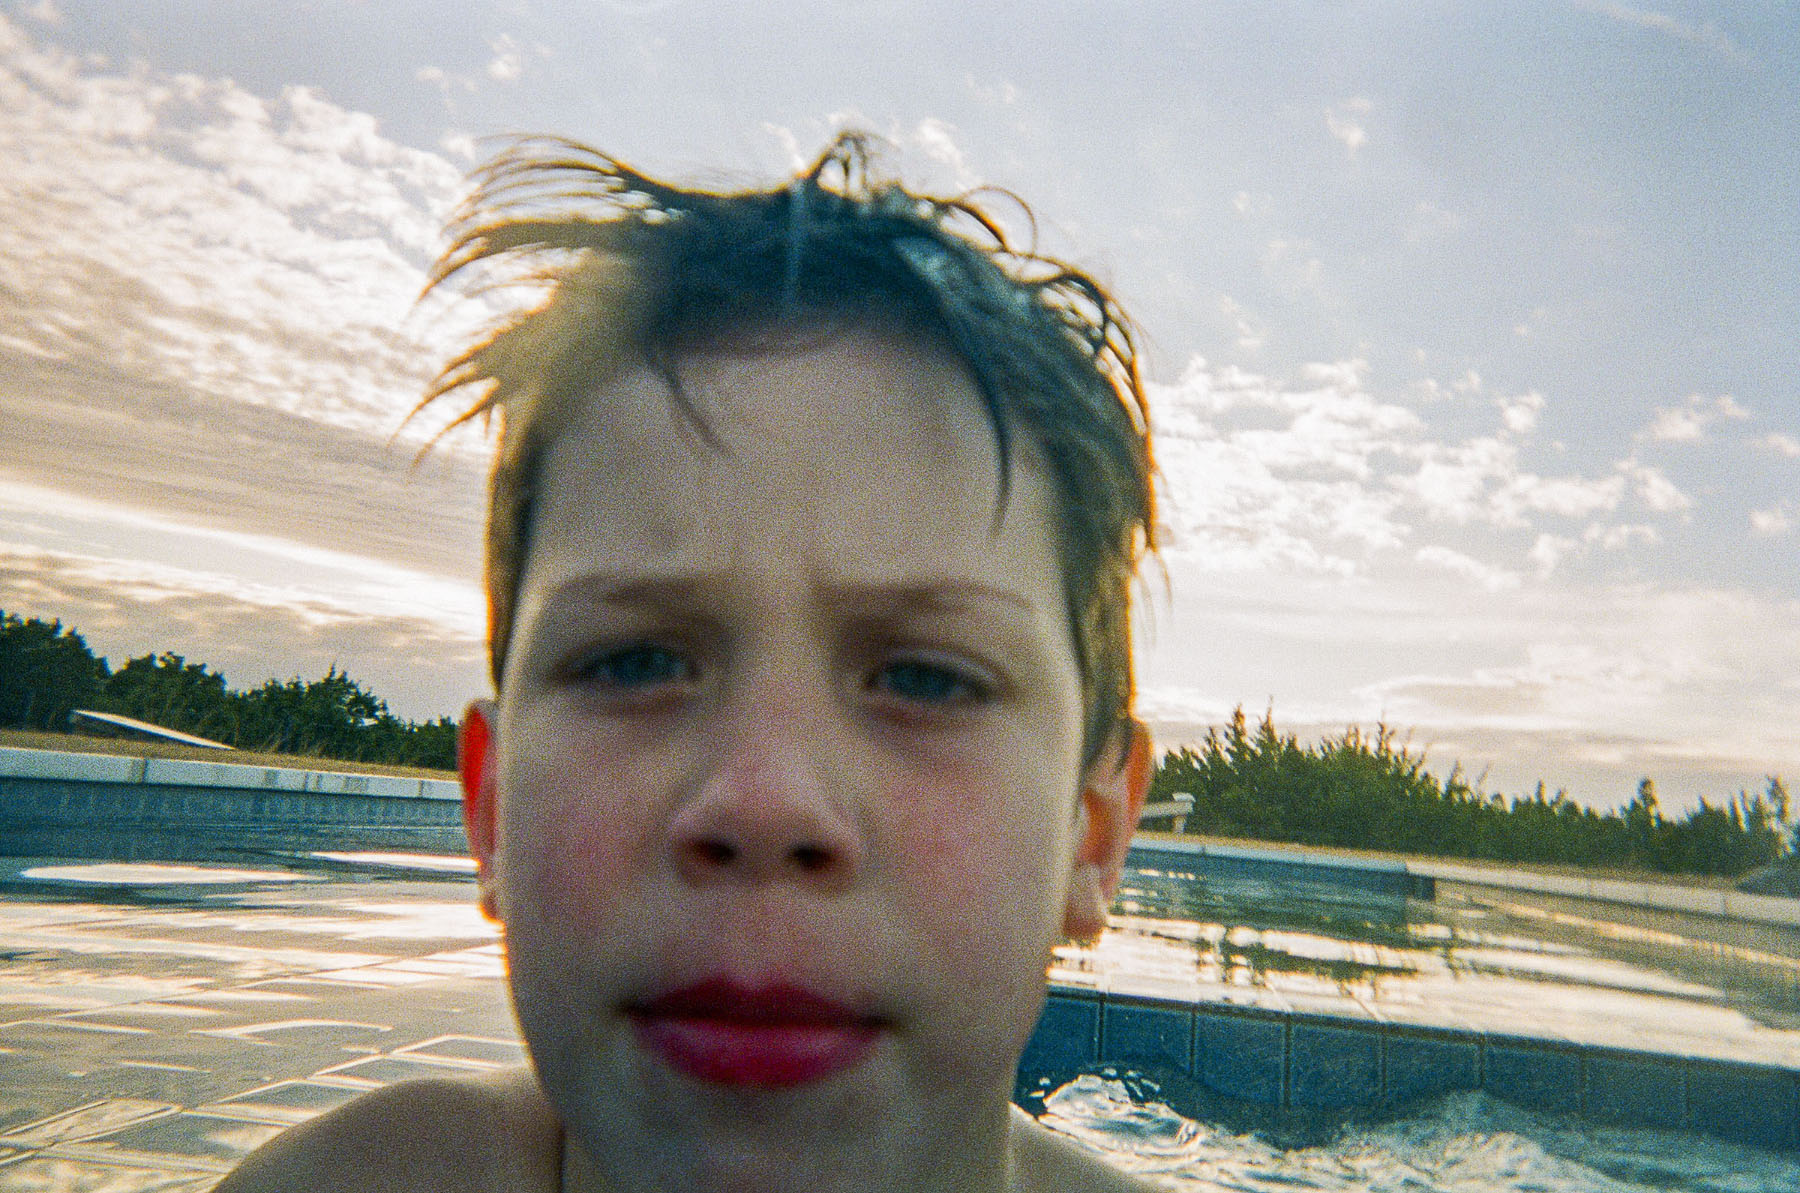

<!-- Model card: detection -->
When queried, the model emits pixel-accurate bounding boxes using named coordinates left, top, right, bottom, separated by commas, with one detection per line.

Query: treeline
left=0, top=610, right=456, bottom=769
left=1150, top=708, right=1791, bottom=879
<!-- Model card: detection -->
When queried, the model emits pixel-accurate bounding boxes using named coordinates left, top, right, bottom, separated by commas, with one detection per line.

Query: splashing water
left=1035, top=1077, right=1800, bottom=1192
left=1040, top=1073, right=1211, bottom=1173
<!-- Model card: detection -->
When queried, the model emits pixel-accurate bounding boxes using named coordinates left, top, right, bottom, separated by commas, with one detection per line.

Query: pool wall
left=0, top=746, right=464, bottom=860
left=1023, top=985, right=1800, bottom=1151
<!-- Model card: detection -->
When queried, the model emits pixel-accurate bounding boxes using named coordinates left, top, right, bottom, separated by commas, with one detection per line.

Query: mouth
left=627, top=977, right=883, bottom=1089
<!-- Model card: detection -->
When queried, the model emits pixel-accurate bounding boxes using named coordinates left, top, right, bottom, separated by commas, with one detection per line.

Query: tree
left=1624, top=778, right=1661, bottom=865
left=235, top=666, right=391, bottom=759
left=103, top=653, right=235, bottom=740
left=1147, top=708, right=1796, bottom=878
left=0, top=610, right=110, bottom=730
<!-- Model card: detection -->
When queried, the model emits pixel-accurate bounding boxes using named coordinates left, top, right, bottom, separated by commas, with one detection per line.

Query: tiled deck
left=0, top=859, right=518, bottom=1189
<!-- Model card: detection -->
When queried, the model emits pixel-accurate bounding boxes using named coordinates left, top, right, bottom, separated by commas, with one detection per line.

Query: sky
left=1, top=1, right=1795, bottom=812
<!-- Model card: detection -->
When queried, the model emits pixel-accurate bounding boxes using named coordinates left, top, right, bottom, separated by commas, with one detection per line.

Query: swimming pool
left=1018, top=855, right=1800, bottom=1187
left=1, top=852, right=1796, bottom=1190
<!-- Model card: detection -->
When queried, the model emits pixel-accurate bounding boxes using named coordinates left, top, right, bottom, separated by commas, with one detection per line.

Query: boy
left=217, top=133, right=1158, bottom=1193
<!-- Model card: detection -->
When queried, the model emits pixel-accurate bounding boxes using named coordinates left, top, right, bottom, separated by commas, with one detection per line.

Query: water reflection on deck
left=0, top=855, right=516, bottom=1189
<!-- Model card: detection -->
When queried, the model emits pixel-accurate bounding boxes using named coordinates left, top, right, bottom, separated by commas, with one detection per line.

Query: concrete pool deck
left=0, top=858, right=518, bottom=1190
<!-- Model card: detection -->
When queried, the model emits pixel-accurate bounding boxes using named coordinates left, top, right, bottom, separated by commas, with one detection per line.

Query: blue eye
left=875, top=658, right=988, bottom=706
left=575, top=643, right=692, bottom=690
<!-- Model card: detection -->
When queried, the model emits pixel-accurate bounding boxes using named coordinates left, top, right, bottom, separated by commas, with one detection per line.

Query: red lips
left=629, top=978, right=881, bottom=1088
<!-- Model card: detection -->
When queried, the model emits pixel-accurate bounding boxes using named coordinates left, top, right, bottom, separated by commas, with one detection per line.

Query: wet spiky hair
left=422, top=133, right=1154, bottom=765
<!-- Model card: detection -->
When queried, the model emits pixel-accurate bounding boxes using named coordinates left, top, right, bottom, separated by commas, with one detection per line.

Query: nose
left=667, top=688, right=863, bottom=892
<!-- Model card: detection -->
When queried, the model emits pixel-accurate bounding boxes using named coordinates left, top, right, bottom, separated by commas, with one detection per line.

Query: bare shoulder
left=212, top=1064, right=561, bottom=1193
left=1009, top=1108, right=1161, bottom=1192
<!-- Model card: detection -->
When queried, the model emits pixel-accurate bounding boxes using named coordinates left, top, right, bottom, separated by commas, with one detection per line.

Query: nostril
left=691, top=839, right=737, bottom=867
left=791, top=844, right=830, bottom=872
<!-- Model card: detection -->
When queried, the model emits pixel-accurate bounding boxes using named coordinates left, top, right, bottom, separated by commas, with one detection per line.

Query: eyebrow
left=535, top=573, right=1037, bottom=617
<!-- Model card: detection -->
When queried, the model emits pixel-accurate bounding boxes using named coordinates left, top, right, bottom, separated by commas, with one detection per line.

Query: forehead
left=522, top=329, right=1062, bottom=594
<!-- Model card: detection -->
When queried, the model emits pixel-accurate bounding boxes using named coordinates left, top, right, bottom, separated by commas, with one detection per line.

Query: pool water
left=1056, top=863, right=1800, bottom=1067
left=1036, top=1074, right=1800, bottom=1192
left=1021, top=863, right=1800, bottom=1190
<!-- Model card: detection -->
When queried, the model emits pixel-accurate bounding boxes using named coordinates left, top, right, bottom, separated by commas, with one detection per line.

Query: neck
left=560, top=1100, right=1025, bottom=1193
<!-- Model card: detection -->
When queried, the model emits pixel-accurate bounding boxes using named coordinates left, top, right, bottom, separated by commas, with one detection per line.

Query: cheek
left=496, top=756, right=649, bottom=929
left=889, top=776, right=1075, bottom=976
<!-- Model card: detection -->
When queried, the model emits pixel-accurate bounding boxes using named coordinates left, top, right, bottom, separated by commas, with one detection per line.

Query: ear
left=1062, top=722, right=1151, bottom=943
left=458, top=700, right=503, bottom=922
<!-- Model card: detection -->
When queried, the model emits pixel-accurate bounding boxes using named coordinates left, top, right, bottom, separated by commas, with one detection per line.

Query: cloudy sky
left=1, top=2, right=1795, bottom=811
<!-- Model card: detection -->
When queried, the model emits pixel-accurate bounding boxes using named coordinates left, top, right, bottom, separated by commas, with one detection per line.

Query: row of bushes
left=0, top=610, right=456, bottom=768
left=1149, top=708, right=1790, bottom=878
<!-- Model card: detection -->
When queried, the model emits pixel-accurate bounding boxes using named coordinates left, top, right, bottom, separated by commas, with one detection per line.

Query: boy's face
left=463, top=328, right=1141, bottom=1177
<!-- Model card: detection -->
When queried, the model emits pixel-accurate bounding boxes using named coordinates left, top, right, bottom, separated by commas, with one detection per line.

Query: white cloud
left=1751, top=507, right=1793, bottom=537
left=1505, top=472, right=1627, bottom=521
left=1646, top=407, right=1703, bottom=441
left=909, top=117, right=979, bottom=190
left=1529, top=533, right=1576, bottom=575
left=1523, top=522, right=1656, bottom=573
left=1585, top=2, right=1747, bottom=64
left=760, top=121, right=807, bottom=171
left=0, top=17, right=485, bottom=447
left=0, top=16, right=506, bottom=721
left=0, top=478, right=483, bottom=639
left=1763, top=432, right=1800, bottom=458
left=1326, top=97, right=1370, bottom=157
left=486, top=34, right=524, bottom=82
left=1416, top=545, right=1521, bottom=592
left=965, top=74, right=1019, bottom=106
left=1350, top=587, right=1800, bottom=744
left=1620, top=460, right=1692, bottom=513
left=1148, top=357, right=1417, bottom=573
left=1149, top=354, right=1696, bottom=584
left=1218, top=297, right=1265, bottom=353
left=1642, top=393, right=1750, bottom=443
left=415, top=62, right=477, bottom=106
left=1498, top=390, right=1544, bottom=436
left=438, top=131, right=478, bottom=160
left=22, top=0, right=61, bottom=24
left=1584, top=522, right=1658, bottom=551
left=1404, top=435, right=1626, bottom=528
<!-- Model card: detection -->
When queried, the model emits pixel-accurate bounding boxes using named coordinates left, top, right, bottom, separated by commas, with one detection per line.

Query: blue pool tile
left=1483, top=1041, right=1583, bottom=1116
left=1020, top=991, right=1100, bottom=1075
left=1101, top=999, right=1193, bottom=1074
left=1195, top=1007, right=1285, bottom=1106
left=1384, top=1030, right=1480, bottom=1107
left=1586, top=1055, right=1686, bottom=1129
left=1687, top=1061, right=1799, bottom=1151
left=1289, top=1021, right=1383, bottom=1110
